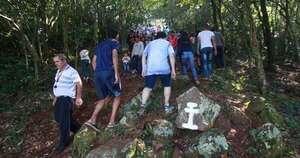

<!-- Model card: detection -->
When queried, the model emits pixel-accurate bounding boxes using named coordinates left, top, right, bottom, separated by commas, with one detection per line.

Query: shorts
left=145, top=74, right=171, bottom=89
left=94, top=70, right=122, bottom=100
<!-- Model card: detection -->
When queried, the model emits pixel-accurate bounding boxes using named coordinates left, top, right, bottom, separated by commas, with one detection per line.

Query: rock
left=86, top=146, right=120, bottom=158
left=138, top=119, right=175, bottom=158
left=176, top=87, right=221, bottom=131
left=151, top=119, right=175, bottom=140
left=246, top=96, right=285, bottom=127
left=121, top=138, right=146, bottom=158
left=71, top=126, right=97, bottom=158
left=249, top=123, right=284, bottom=158
left=186, top=130, right=229, bottom=158
left=119, top=111, right=139, bottom=128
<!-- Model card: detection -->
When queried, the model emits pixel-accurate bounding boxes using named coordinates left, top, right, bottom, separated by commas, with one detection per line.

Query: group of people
left=51, top=24, right=225, bottom=153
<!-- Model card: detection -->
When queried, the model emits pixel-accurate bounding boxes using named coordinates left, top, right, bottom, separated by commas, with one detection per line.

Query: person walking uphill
left=197, top=24, right=217, bottom=80
left=85, top=30, right=121, bottom=131
left=139, top=31, right=176, bottom=115
left=52, top=54, right=83, bottom=153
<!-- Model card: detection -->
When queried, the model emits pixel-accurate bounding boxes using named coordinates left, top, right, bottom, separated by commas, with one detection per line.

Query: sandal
left=84, top=121, right=100, bottom=132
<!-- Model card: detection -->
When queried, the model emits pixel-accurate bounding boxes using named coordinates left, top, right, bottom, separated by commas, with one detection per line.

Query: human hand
left=171, top=70, right=176, bottom=80
left=52, top=97, right=57, bottom=106
left=75, top=98, right=83, bottom=107
left=114, top=73, right=120, bottom=84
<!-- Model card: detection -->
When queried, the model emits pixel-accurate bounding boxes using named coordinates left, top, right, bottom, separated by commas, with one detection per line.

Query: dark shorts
left=145, top=74, right=171, bottom=89
left=94, top=70, right=122, bottom=100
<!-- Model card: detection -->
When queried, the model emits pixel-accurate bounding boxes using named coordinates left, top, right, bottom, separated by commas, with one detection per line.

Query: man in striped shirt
left=52, top=54, right=83, bottom=153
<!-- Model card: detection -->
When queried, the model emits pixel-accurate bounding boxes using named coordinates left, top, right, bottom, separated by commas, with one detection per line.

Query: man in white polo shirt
left=197, top=24, right=217, bottom=80
left=139, top=31, right=176, bottom=115
left=52, top=54, right=83, bottom=153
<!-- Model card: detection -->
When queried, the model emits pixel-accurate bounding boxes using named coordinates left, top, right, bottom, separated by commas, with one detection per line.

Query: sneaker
left=106, top=122, right=117, bottom=128
left=84, top=122, right=100, bottom=132
left=164, top=105, right=175, bottom=114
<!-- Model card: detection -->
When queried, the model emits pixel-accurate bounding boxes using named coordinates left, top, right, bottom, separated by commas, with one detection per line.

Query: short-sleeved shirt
left=131, top=41, right=144, bottom=56
left=197, top=31, right=215, bottom=49
left=143, top=39, right=175, bottom=76
left=53, top=65, right=81, bottom=98
left=95, top=39, right=119, bottom=72
left=80, top=49, right=90, bottom=61
left=214, top=32, right=224, bottom=47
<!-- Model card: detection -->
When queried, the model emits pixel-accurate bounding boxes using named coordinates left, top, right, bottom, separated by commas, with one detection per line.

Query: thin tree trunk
left=259, top=0, right=274, bottom=70
left=211, top=0, right=219, bottom=30
left=217, top=0, right=224, bottom=33
left=245, top=1, right=267, bottom=94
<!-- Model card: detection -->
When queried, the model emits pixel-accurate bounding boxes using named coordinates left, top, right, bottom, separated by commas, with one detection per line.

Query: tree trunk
left=211, top=0, right=219, bottom=30
left=259, top=0, right=274, bottom=70
left=244, top=1, right=267, bottom=94
left=217, top=0, right=224, bottom=33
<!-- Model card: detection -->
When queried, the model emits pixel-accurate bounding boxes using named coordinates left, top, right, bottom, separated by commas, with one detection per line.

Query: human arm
left=112, top=49, right=120, bottom=84
left=168, top=47, right=176, bottom=80
left=75, top=81, right=83, bottom=107
left=52, top=96, right=57, bottom=106
left=92, top=55, right=96, bottom=71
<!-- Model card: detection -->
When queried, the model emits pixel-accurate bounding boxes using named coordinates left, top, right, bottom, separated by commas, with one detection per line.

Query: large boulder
left=185, top=130, right=229, bottom=158
left=246, top=96, right=285, bottom=127
left=249, top=123, right=284, bottom=158
left=151, top=119, right=175, bottom=140
left=176, top=87, right=221, bottom=131
left=71, top=126, right=97, bottom=158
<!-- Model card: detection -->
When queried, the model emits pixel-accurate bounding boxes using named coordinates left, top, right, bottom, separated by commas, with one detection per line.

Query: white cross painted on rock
left=182, top=102, right=200, bottom=130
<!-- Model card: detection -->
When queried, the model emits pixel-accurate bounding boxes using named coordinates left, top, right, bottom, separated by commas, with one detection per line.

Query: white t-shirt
left=143, top=39, right=175, bottom=76
left=197, top=30, right=215, bottom=49
left=80, top=49, right=90, bottom=61
left=132, top=41, right=144, bottom=56
left=53, top=65, right=81, bottom=98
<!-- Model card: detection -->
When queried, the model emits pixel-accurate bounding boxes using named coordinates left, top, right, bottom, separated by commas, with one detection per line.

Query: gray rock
left=71, top=126, right=97, bottom=157
left=86, top=146, right=120, bottom=158
left=176, top=87, right=221, bottom=131
left=151, top=119, right=175, bottom=139
left=186, top=130, right=229, bottom=158
left=119, top=111, right=139, bottom=128
left=250, top=123, right=284, bottom=157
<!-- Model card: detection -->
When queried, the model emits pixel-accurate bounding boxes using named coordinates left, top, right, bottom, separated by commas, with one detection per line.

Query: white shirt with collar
left=53, top=65, right=81, bottom=98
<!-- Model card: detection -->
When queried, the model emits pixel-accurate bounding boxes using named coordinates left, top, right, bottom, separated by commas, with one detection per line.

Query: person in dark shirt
left=177, top=31, right=200, bottom=85
left=85, top=30, right=121, bottom=131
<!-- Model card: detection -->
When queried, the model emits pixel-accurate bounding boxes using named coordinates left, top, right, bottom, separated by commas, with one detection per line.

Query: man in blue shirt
left=85, top=30, right=121, bottom=130
left=139, top=32, right=176, bottom=115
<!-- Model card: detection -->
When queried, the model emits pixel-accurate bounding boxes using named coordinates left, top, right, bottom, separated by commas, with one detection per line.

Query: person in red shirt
left=168, top=31, right=178, bottom=50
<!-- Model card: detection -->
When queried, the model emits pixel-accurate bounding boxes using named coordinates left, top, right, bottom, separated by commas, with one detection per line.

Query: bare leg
left=108, top=96, right=121, bottom=124
left=164, top=87, right=171, bottom=105
left=88, top=96, right=111, bottom=124
left=141, top=87, right=152, bottom=106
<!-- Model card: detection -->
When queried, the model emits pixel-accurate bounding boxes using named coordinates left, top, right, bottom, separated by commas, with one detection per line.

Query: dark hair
left=203, top=23, right=211, bottom=30
left=107, top=29, right=118, bottom=39
left=180, top=31, right=189, bottom=43
left=156, top=31, right=166, bottom=39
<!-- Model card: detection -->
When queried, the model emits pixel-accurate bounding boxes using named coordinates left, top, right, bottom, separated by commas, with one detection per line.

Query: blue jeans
left=123, top=62, right=130, bottom=72
left=200, top=47, right=213, bottom=78
left=81, top=60, right=89, bottom=78
left=181, top=51, right=198, bottom=80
